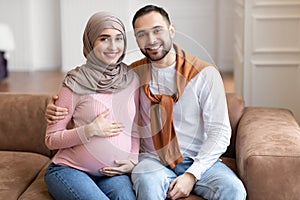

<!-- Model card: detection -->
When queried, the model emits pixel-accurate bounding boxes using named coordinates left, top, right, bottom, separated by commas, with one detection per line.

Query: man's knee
left=131, top=157, right=169, bottom=186
left=217, top=178, right=247, bottom=200
left=131, top=163, right=171, bottom=199
left=132, top=168, right=168, bottom=189
left=231, top=180, right=247, bottom=199
left=193, top=172, right=246, bottom=200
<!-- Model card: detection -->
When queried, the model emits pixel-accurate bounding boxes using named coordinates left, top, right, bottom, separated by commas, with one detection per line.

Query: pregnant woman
left=44, top=11, right=139, bottom=200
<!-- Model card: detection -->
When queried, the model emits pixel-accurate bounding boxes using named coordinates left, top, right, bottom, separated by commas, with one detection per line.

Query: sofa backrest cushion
left=0, top=93, right=52, bottom=157
left=0, top=92, right=244, bottom=159
left=223, top=93, right=245, bottom=158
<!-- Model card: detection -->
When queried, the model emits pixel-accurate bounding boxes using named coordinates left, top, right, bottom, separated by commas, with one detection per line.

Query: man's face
left=134, top=11, right=175, bottom=62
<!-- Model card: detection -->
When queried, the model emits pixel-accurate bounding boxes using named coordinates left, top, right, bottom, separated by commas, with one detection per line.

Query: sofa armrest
left=236, top=107, right=300, bottom=200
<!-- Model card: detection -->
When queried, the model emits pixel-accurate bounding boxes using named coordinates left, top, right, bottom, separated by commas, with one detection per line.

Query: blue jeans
left=44, top=163, right=136, bottom=200
left=131, top=156, right=246, bottom=200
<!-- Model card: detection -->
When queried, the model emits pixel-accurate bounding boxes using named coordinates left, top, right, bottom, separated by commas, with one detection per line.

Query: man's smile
left=146, top=44, right=162, bottom=52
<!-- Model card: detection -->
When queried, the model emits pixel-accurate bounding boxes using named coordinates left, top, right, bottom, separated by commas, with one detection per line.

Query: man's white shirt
left=139, top=63, right=231, bottom=180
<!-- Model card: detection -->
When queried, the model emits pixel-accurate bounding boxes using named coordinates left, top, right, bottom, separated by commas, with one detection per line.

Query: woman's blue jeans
left=44, top=162, right=136, bottom=200
left=131, top=156, right=247, bottom=200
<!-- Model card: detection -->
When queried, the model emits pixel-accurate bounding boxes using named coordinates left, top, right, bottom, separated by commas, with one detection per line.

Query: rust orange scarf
left=131, top=44, right=211, bottom=168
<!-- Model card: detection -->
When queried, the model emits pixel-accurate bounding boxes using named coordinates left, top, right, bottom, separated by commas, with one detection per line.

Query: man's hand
left=100, top=160, right=135, bottom=176
left=167, top=172, right=196, bottom=200
left=45, top=95, right=68, bottom=124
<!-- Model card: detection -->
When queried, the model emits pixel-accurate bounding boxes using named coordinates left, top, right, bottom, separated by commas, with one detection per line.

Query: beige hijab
left=63, top=12, right=134, bottom=94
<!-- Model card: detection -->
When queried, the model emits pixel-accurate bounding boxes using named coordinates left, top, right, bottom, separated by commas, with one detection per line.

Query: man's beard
left=141, top=43, right=172, bottom=62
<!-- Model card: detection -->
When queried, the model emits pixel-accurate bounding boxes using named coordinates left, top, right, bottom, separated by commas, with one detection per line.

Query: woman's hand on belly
left=99, top=159, right=135, bottom=176
left=84, top=109, right=124, bottom=138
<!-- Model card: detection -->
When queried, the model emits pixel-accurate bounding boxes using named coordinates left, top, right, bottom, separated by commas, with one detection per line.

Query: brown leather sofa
left=0, top=92, right=299, bottom=200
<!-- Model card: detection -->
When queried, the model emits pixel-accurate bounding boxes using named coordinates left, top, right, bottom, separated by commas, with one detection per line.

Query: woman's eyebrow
left=99, top=34, right=111, bottom=37
left=99, top=33, right=123, bottom=37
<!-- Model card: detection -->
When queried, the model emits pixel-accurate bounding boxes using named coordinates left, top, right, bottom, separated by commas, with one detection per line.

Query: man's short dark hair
left=132, top=5, right=171, bottom=28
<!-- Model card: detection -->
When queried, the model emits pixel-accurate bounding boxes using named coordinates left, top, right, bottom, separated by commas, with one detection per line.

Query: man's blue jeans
left=44, top=162, right=136, bottom=200
left=131, top=156, right=246, bottom=200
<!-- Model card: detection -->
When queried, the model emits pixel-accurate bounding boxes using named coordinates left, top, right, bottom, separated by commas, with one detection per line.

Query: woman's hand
left=84, top=109, right=124, bottom=138
left=45, top=95, right=68, bottom=124
left=100, top=160, right=135, bottom=176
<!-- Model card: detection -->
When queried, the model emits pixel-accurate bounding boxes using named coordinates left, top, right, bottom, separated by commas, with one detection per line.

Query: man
left=46, top=5, right=246, bottom=200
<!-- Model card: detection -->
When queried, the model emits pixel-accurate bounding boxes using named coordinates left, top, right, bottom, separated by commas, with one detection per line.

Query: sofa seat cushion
left=19, top=160, right=53, bottom=200
left=0, top=151, right=50, bottom=200
left=19, top=161, right=206, bottom=200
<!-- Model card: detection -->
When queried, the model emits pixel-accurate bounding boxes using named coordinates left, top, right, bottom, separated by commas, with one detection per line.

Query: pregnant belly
left=85, top=134, right=132, bottom=166
left=56, top=133, right=133, bottom=176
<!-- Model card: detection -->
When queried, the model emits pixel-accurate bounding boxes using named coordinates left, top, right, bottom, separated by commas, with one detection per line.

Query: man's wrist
left=185, top=172, right=197, bottom=184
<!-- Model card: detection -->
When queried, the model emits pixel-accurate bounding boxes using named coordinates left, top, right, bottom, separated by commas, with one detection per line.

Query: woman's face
left=93, top=28, right=125, bottom=65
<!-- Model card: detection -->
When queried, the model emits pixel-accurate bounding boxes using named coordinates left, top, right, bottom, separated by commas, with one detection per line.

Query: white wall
left=0, top=0, right=61, bottom=71
left=233, top=0, right=300, bottom=123
left=29, top=0, right=61, bottom=71
left=0, top=0, right=234, bottom=72
left=60, top=0, right=132, bottom=71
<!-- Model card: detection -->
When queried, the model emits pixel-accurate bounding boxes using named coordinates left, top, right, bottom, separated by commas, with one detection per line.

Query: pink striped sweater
left=45, top=76, right=140, bottom=176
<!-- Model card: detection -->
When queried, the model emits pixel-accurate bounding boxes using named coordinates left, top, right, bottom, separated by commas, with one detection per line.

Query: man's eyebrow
left=135, top=29, right=145, bottom=35
left=135, top=25, right=164, bottom=34
left=152, top=25, right=164, bottom=30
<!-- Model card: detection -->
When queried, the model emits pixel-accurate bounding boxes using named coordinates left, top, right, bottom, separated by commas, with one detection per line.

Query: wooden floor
left=0, top=71, right=234, bottom=95
left=0, top=71, right=66, bottom=95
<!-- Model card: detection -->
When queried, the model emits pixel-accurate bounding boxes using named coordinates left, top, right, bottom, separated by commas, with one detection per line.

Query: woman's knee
left=44, top=164, right=109, bottom=200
